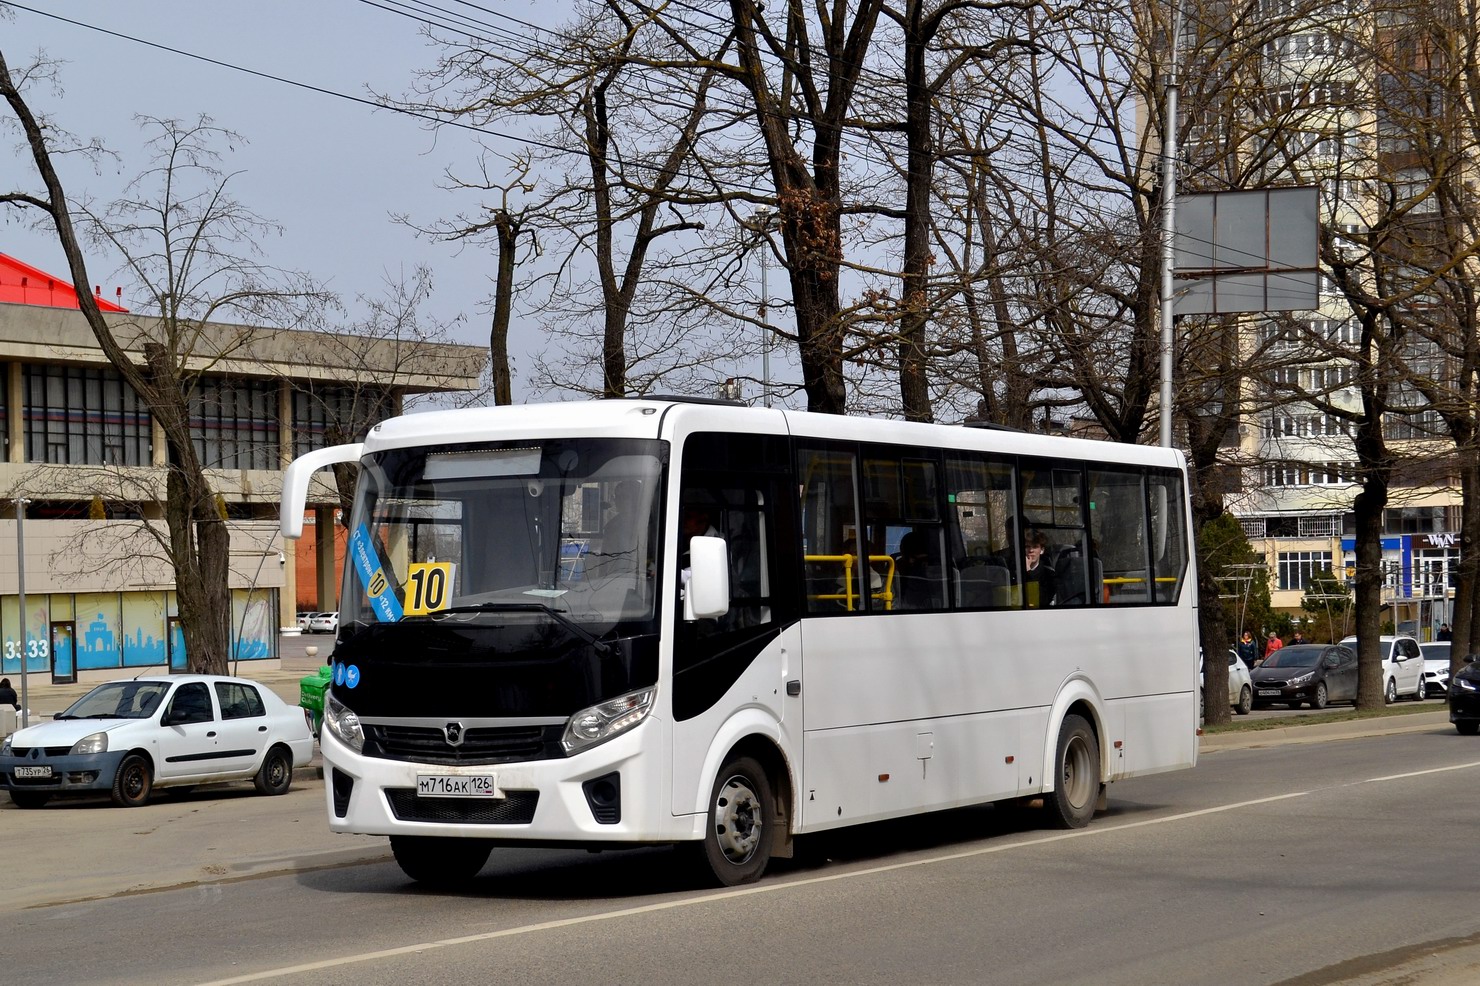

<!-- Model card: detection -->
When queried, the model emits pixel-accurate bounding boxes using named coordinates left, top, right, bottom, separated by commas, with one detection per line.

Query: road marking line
left=196, top=772, right=1478, bottom=985
left=1360, top=760, right=1480, bottom=784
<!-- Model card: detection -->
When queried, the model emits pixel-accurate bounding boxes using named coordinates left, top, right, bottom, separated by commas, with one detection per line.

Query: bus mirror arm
left=685, top=536, right=731, bottom=621
left=280, top=443, right=365, bottom=539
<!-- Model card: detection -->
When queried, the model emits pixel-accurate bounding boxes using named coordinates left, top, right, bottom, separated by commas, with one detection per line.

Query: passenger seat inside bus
left=1053, top=544, right=1103, bottom=606
left=955, top=560, right=1010, bottom=607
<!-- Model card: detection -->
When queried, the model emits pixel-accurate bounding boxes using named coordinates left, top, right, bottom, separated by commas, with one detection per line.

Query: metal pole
left=1159, top=0, right=1181, bottom=449
left=757, top=206, right=772, bottom=408
left=15, top=497, right=28, bottom=728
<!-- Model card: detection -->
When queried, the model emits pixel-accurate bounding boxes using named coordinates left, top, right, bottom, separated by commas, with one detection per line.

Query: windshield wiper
left=421, top=601, right=613, bottom=654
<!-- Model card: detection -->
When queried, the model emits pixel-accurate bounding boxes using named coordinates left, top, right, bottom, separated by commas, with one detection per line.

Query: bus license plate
left=417, top=774, right=500, bottom=798
left=13, top=765, right=52, bottom=779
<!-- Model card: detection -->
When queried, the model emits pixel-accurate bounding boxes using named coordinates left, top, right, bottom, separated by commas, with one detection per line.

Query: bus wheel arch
left=1041, top=690, right=1108, bottom=821
left=692, top=734, right=794, bottom=885
left=1045, top=712, right=1102, bottom=828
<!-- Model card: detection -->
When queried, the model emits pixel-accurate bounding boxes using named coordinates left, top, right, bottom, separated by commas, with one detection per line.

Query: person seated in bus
left=589, top=480, right=648, bottom=581
left=602, top=480, right=643, bottom=559
left=896, top=530, right=943, bottom=609
left=1022, top=529, right=1057, bottom=608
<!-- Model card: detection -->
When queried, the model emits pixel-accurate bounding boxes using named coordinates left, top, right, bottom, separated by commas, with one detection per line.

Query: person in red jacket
left=1264, top=632, right=1284, bottom=659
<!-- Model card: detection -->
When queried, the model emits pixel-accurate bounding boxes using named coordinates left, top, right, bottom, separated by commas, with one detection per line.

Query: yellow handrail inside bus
left=805, top=553, right=896, bottom=611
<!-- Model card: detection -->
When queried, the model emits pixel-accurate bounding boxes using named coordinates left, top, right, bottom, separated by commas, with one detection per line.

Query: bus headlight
left=71, top=732, right=108, bottom=756
left=562, top=687, right=655, bottom=755
left=323, top=691, right=365, bottom=753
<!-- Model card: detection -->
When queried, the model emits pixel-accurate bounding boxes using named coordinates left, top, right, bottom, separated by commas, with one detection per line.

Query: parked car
left=1250, top=644, right=1358, bottom=710
left=297, top=611, right=319, bottom=631
left=0, top=674, right=315, bottom=808
left=307, top=611, right=339, bottom=634
left=1338, top=635, right=1427, bottom=703
left=1420, top=641, right=1452, bottom=697
left=1449, top=655, right=1480, bottom=734
left=1200, top=650, right=1253, bottom=716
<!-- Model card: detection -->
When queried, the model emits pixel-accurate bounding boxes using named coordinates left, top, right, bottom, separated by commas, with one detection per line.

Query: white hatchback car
left=1420, top=641, right=1452, bottom=696
left=0, top=674, right=315, bottom=808
left=1338, top=635, right=1427, bottom=703
left=1201, top=649, right=1254, bottom=716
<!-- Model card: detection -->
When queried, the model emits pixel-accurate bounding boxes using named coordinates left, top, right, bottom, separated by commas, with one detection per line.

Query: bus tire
left=1045, top=714, right=1099, bottom=829
left=390, top=835, right=491, bottom=888
left=700, top=755, right=774, bottom=886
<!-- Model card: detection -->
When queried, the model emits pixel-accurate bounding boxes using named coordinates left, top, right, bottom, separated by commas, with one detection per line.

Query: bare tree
left=1, top=54, right=325, bottom=673
left=390, top=5, right=749, bottom=400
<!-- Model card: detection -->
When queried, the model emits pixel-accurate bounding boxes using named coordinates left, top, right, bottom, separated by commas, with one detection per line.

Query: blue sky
left=2, top=1, right=538, bottom=394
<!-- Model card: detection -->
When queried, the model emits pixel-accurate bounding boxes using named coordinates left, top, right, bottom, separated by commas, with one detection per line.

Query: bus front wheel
left=390, top=835, right=491, bottom=888
left=699, top=756, right=774, bottom=887
left=1046, top=714, right=1100, bottom=829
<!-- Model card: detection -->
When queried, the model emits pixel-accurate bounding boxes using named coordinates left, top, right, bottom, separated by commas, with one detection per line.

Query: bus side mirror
left=685, top=536, right=730, bottom=620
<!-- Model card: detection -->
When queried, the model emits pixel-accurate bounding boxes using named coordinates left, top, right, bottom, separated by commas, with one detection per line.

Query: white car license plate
left=14, top=765, right=53, bottom=779
left=417, top=774, right=500, bottom=798
left=1258, top=689, right=1280, bottom=697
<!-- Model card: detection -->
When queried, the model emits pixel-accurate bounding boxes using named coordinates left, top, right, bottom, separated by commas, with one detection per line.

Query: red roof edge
left=0, top=252, right=128, bottom=312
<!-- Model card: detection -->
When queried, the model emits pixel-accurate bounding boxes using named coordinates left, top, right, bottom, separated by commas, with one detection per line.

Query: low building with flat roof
left=0, top=253, right=485, bottom=687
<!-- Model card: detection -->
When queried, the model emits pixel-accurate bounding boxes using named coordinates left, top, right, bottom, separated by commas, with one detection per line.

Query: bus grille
left=363, top=724, right=562, bottom=765
left=385, top=789, right=539, bottom=824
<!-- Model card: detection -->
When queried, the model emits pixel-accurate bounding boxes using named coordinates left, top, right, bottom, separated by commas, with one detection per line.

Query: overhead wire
left=2, top=0, right=1341, bottom=290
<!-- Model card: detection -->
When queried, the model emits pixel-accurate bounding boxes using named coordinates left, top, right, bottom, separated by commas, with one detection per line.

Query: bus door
left=670, top=431, right=799, bottom=816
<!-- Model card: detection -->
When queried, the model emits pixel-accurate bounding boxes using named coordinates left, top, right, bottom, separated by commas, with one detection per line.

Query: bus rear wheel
left=1045, top=714, right=1100, bottom=829
left=699, top=756, right=774, bottom=887
left=390, top=835, right=492, bottom=888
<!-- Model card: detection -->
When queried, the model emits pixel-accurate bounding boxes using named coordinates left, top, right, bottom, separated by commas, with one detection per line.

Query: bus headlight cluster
left=324, top=691, right=365, bottom=753
left=562, top=687, right=655, bottom=755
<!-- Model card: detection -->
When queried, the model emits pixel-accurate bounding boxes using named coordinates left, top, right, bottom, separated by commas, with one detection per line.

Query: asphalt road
left=5, top=721, right=1480, bottom=986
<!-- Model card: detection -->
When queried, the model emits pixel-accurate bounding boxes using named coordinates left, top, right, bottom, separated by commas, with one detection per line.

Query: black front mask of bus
left=329, top=620, right=658, bottom=719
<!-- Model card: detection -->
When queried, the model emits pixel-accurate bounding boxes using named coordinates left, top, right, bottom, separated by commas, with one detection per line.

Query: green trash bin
left=299, top=665, right=332, bottom=737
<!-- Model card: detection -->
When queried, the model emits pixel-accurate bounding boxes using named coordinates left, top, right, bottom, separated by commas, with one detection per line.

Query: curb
left=1200, top=710, right=1451, bottom=752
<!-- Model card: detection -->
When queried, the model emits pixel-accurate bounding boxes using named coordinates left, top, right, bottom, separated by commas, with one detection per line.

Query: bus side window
left=799, top=446, right=862, bottom=613
left=946, top=453, right=1021, bottom=609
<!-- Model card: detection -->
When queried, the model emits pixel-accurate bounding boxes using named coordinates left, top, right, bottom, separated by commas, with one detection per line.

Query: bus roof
left=362, top=399, right=1186, bottom=469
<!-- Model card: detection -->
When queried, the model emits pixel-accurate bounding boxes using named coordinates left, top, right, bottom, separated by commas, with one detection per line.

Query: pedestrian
left=1292, top=630, right=1306, bottom=645
left=0, top=676, right=17, bottom=711
left=1264, top=631, right=1284, bottom=660
left=1236, top=630, right=1259, bottom=667
left=1438, top=623, right=1453, bottom=642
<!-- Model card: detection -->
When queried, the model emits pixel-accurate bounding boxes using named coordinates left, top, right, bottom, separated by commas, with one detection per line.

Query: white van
left=1339, top=635, right=1427, bottom=702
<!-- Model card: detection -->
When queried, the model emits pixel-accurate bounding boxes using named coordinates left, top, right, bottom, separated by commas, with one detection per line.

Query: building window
left=1240, top=517, right=1266, bottom=539
left=189, top=377, right=281, bottom=470
left=24, top=364, right=151, bottom=466
left=0, top=363, right=9, bottom=456
left=292, top=384, right=393, bottom=459
left=1298, top=515, right=1339, bottom=537
left=1279, top=550, right=1332, bottom=591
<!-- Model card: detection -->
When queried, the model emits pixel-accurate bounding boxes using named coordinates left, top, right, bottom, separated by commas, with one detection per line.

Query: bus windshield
left=341, top=438, right=664, bottom=634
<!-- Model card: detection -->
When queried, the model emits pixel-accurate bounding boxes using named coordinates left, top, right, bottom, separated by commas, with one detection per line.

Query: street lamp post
left=15, top=497, right=29, bottom=728
left=754, top=206, right=773, bottom=408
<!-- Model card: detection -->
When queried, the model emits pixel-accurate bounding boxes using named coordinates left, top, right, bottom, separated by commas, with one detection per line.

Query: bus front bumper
left=318, top=722, right=688, bottom=844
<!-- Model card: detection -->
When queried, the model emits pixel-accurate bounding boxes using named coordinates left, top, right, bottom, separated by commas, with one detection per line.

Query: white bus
left=280, top=398, right=1198, bottom=887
